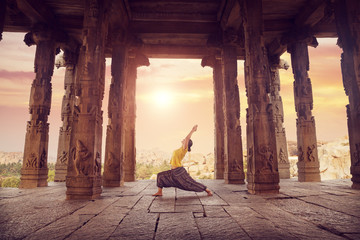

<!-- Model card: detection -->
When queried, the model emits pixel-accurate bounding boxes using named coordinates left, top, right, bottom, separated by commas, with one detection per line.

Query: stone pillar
left=288, top=41, right=320, bottom=182
left=54, top=50, right=78, bottom=182
left=201, top=55, right=225, bottom=179
left=334, top=0, right=360, bottom=189
left=66, top=0, right=108, bottom=200
left=269, top=59, right=290, bottom=179
left=103, top=33, right=127, bottom=187
left=19, top=26, right=57, bottom=188
left=242, top=0, right=280, bottom=194
left=122, top=52, right=149, bottom=182
left=0, top=0, right=6, bottom=41
left=221, top=32, right=245, bottom=184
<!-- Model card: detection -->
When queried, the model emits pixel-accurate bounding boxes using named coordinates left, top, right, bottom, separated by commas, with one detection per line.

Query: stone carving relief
left=94, top=152, right=101, bottom=175
left=73, top=140, right=91, bottom=176
left=279, top=148, right=287, bottom=164
left=307, top=144, right=316, bottom=162
left=298, top=147, right=304, bottom=161
left=26, top=153, right=38, bottom=169
left=58, top=151, right=68, bottom=165
left=258, top=145, right=274, bottom=173
left=107, top=152, right=120, bottom=173
left=39, top=150, right=46, bottom=168
left=248, top=146, right=254, bottom=173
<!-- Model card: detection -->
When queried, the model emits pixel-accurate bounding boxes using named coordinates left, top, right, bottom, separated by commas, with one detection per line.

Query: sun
left=153, top=90, right=173, bottom=107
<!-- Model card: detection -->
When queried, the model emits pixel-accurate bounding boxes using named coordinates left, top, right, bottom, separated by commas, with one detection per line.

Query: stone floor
left=0, top=179, right=360, bottom=240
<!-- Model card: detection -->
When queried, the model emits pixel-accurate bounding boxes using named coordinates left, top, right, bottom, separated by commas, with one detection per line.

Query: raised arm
left=182, top=125, right=198, bottom=150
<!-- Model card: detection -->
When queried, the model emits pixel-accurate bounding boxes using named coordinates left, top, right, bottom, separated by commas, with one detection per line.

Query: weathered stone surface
left=196, top=215, right=250, bottom=239
left=155, top=212, right=201, bottom=240
left=243, top=0, right=280, bottom=194
left=20, top=26, right=57, bottom=189
left=1, top=179, right=359, bottom=239
left=288, top=40, right=321, bottom=182
left=109, top=210, right=158, bottom=240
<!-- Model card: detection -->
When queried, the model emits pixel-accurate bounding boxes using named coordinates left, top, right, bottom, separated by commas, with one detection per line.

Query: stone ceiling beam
left=16, top=0, right=57, bottom=26
left=129, top=21, right=219, bottom=34
left=294, top=0, right=327, bottom=28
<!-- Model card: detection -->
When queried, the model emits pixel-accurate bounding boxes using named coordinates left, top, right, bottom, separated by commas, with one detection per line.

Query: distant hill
left=0, top=151, right=22, bottom=164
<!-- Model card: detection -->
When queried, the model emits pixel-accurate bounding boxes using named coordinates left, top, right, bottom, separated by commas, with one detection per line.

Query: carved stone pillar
left=221, top=36, right=245, bottom=184
left=66, top=0, right=108, bottom=200
left=19, top=27, right=57, bottom=188
left=201, top=55, right=225, bottom=179
left=269, top=59, right=290, bottom=179
left=103, top=33, right=127, bottom=187
left=0, top=0, right=6, bottom=41
left=54, top=50, right=78, bottom=182
left=123, top=52, right=149, bottom=182
left=334, top=0, right=360, bottom=189
left=288, top=41, right=320, bottom=182
left=242, top=0, right=280, bottom=194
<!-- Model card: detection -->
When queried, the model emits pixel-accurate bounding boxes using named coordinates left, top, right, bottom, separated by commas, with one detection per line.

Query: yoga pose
left=153, top=125, right=213, bottom=197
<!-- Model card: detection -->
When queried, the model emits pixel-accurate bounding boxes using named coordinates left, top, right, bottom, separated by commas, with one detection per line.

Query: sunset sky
left=0, top=32, right=348, bottom=160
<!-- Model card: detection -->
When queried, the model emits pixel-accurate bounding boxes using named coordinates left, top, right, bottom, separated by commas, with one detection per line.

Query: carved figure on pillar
left=242, top=0, right=280, bottom=194
left=201, top=55, right=225, bottom=179
left=55, top=48, right=78, bottom=182
left=334, top=0, right=360, bottom=189
left=122, top=50, right=150, bottom=182
left=221, top=28, right=245, bottom=184
left=288, top=39, right=320, bottom=182
left=20, top=24, right=57, bottom=188
left=269, top=58, right=290, bottom=179
left=103, top=29, right=127, bottom=187
left=66, top=0, right=109, bottom=200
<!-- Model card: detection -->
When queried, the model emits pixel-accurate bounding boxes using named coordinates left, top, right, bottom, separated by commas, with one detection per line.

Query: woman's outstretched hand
left=192, top=125, right=198, bottom=132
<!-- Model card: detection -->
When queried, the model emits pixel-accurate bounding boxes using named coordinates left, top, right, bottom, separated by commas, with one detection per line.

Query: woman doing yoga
left=153, top=125, right=213, bottom=197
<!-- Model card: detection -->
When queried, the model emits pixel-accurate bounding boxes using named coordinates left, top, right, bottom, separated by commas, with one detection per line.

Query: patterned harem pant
left=156, top=167, right=207, bottom=192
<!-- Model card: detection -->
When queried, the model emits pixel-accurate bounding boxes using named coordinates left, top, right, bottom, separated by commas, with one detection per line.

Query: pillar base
left=247, top=173, right=280, bottom=194
left=279, top=165, right=290, bottom=179
left=215, top=169, right=224, bottom=180
left=19, top=168, right=48, bottom=188
left=103, top=179, right=124, bottom=187
left=224, top=171, right=245, bottom=184
left=54, top=164, right=67, bottom=182
left=298, top=166, right=321, bottom=182
left=124, top=172, right=136, bottom=182
left=66, top=176, right=102, bottom=200
left=351, top=168, right=360, bottom=189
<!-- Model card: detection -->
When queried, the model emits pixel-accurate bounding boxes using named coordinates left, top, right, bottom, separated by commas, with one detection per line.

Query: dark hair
left=188, top=139, right=193, bottom=152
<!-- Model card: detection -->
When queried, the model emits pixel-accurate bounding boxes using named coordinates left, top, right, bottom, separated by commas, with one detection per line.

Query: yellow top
left=170, top=146, right=187, bottom=168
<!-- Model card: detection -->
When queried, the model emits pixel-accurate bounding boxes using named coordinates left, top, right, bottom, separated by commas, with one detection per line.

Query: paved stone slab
left=195, top=215, right=250, bottom=239
left=175, top=204, right=203, bottom=213
left=155, top=212, right=201, bottom=240
left=23, top=214, right=94, bottom=240
left=120, top=181, right=151, bottom=196
left=149, top=188, right=175, bottom=213
left=268, top=198, right=360, bottom=235
left=204, top=206, right=229, bottom=218
left=225, top=205, right=296, bottom=240
left=67, top=205, right=129, bottom=240
left=1, top=179, right=359, bottom=240
left=109, top=210, right=158, bottom=240
left=247, top=204, right=346, bottom=240
left=196, top=192, right=228, bottom=206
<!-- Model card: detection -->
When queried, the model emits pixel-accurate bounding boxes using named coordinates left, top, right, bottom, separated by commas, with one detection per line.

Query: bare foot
left=205, top=189, right=213, bottom=196
left=152, top=192, right=162, bottom=196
